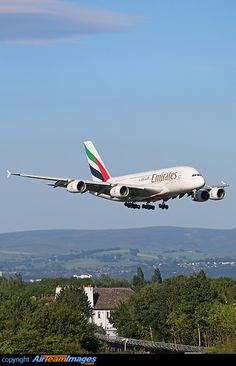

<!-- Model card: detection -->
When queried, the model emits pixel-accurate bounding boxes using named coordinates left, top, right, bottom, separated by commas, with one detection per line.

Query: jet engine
left=193, top=189, right=210, bottom=202
left=110, top=185, right=129, bottom=198
left=67, top=180, right=86, bottom=193
left=209, top=187, right=226, bottom=200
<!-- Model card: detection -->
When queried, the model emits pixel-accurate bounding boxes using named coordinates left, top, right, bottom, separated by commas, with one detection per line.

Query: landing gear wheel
left=142, top=203, right=155, bottom=210
left=159, top=202, right=169, bottom=210
left=124, top=202, right=141, bottom=209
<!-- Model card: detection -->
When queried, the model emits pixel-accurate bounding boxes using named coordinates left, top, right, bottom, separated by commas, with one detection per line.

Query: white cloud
left=0, top=0, right=139, bottom=43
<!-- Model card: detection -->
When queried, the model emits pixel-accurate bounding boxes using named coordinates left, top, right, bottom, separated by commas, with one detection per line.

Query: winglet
left=7, top=170, right=11, bottom=178
left=221, top=180, right=229, bottom=187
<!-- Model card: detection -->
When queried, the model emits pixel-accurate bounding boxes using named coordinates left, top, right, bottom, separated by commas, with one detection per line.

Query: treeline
left=0, top=275, right=103, bottom=353
left=111, top=269, right=236, bottom=353
left=0, top=273, right=130, bottom=354
left=0, top=270, right=235, bottom=353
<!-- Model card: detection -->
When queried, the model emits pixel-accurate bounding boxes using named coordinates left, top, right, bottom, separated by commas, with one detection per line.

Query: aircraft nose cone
left=199, top=176, right=205, bottom=188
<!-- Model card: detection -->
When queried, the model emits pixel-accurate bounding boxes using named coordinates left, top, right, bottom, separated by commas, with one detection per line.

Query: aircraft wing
left=7, top=170, right=113, bottom=191
left=84, top=181, right=163, bottom=198
left=128, top=185, right=164, bottom=198
left=7, top=170, right=164, bottom=198
left=204, top=181, right=230, bottom=190
left=7, top=171, right=72, bottom=188
left=82, top=181, right=112, bottom=195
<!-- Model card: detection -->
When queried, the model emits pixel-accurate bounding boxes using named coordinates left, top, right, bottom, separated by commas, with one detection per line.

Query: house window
left=107, top=311, right=110, bottom=318
left=98, top=312, right=101, bottom=319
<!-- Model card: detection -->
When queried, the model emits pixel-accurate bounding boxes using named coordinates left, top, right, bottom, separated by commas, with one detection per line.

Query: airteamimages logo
left=32, top=355, right=97, bottom=364
left=0, top=355, right=97, bottom=365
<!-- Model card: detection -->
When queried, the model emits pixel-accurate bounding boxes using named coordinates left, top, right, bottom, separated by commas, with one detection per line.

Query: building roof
left=93, top=287, right=134, bottom=310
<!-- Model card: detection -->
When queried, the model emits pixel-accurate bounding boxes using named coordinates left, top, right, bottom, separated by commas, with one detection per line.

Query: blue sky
left=1, top=0, right=235, bottom=233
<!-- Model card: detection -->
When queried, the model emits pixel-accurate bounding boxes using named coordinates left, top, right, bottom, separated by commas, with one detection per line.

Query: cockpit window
left=192, top=173, right=202, bottom=177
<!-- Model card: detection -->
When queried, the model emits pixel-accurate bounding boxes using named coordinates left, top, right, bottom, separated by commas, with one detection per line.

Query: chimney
left=55, top=286, right=62, bottom=298
left=83, top=285, right=94, bottom=308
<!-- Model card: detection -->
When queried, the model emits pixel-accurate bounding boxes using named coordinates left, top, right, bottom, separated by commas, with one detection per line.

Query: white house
left=83, top=286, right=134, bottom=337
left=55, top=285, right=134, bottom=337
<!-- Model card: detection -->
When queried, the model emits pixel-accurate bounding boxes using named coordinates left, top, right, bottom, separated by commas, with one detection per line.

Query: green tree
left=210, top=277, right=236, bottom=305
left=95, top=274, right=130, bottom=288
left=132, top=266, right=145, bottom=290
left=0, top=277, right=102, bottom=354
left=206, top=302, right=236, bottom=346
left=167, top=310, right=189, bottom=344
left=112, top=272, right=223, bottom=345
left=56, top=285, right=93, bottom=318
left=110, top=297, right=143, bottom=339
left=152, top=267, right=162, bottom=284
left=24, top=300, right=100, bottom=352
left=111, top=283, right=170, bottom=341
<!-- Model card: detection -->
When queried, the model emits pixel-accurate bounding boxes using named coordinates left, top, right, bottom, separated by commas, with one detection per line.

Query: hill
left=0, top=226, right=235, bottom=257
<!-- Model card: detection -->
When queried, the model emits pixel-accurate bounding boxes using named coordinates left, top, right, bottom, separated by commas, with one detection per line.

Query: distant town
left=0, top=227, right=235, bottom=281
left=1, top=250, right=235, bottom=282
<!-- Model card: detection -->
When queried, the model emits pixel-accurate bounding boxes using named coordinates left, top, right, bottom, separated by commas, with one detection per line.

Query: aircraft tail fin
left=83, top=141, right=111, bottom=182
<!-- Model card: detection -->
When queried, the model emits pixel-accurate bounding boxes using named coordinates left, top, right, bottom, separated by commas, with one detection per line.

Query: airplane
left=7, top=140, right=229, bottom=211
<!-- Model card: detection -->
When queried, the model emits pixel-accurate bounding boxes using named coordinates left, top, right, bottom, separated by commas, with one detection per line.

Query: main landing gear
left=125, top=200, right=169, bottom=210
left=124, top=202, right=141, bottom=209
left=142, top=203, right=155, bottom=210
left=124, top=202, right=155, bottom=210
left=159, top=201, right=169, bottom=210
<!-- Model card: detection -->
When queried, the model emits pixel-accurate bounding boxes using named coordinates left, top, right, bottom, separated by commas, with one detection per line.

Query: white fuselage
left=92, top=166, right=205, bottom=202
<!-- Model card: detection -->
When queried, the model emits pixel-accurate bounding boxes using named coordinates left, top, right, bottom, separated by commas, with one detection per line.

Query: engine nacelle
left=67, top=180, right=86, bottom=193
left=193, top=189, right=210, bottom=202
left=209, top=187, right=226, bottom=200
left=110, top=185, right=129, bottom=198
